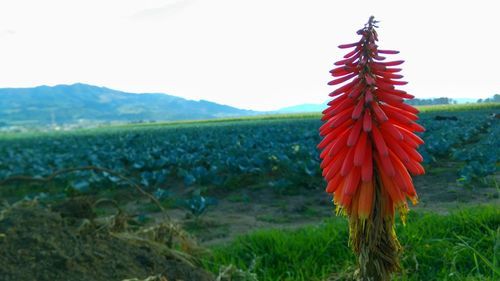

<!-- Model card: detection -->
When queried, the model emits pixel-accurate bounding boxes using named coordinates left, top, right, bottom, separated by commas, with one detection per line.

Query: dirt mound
left=0, top=200, right=214, bottom=281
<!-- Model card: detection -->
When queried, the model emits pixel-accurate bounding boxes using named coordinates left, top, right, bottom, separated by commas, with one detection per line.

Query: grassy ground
left=202, top=205, right=500, bottom=281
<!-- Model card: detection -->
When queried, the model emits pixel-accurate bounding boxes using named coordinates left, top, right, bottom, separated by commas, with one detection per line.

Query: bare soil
left=0, top=201, right=214, bottom=281
left=158, top=165, right=499, bottom=245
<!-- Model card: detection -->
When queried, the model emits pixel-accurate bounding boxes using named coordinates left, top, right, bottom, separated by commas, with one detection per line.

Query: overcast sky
left=0, top=0, right=498, bottom=111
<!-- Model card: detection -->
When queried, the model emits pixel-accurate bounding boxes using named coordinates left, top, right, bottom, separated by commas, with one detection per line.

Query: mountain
left=277, top=102, right=327, bottom=113
left=0, top=83, right=255, bottom=127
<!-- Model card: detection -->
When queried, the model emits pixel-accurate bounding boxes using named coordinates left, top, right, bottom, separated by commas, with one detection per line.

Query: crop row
left=0, top=109, right=498, bottom=197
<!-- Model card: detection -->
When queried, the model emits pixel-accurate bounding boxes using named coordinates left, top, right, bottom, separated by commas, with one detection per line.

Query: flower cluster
left=318, top=18, right=425, bottom=223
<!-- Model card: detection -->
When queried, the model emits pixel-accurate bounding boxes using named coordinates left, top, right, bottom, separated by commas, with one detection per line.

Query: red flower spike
left=318, top=16, right=425, bottom=279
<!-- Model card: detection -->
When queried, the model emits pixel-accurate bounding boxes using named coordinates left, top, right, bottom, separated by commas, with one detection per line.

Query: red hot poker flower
left=318, top=16, right=425, bottom=279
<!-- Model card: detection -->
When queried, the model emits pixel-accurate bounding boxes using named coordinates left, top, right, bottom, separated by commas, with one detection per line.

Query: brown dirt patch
left=152, top=166, right=499, bottom=245
left=0, top=201, right=214, bottom=281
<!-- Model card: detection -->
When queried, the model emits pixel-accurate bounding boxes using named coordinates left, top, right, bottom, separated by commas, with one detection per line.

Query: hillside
left=277, top=102, right=327, bottom=113
left=0, top=83, right=255, bottom=127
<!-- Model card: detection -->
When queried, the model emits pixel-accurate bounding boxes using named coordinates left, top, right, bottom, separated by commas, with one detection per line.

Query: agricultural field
left=0, top=103, right=499, bottom=280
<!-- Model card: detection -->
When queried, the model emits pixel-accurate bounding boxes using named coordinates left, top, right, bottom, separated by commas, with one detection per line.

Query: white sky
left=0, top=0, right=498, bottom=111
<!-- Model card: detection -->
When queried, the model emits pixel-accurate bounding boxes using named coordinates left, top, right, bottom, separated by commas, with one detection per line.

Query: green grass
left=202, top=205, right=500, bottom=281
left=416, top=102, right=500, bottom=113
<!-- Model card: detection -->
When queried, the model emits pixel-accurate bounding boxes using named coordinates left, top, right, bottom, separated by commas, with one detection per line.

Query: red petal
left=410, top=122, right=426, bottom=132
left=383, top=68, right=402, bottom=73
left=353, top=132, right=368, bottom=166
left=376, top=91, right=404, bottom=105
left=319, top=116, right=354, bottom=137
left=347, top=118, right=363, bottom=147
left=328, top=73, right=358, bottom=85
left=329, top=79, right=358, bottom=97
left=325, top=173, right=343, bottom=193
left=378, top=50, right=399, bottom=54
left=363, top=110, right=372, bottom=132
left=365, top=74, right=376, bottom=85
left=325, top=147, right=350, bottom=180
left=375, top=80, right=396, bottom=91
left=379, top=78, right=408, bottom=86
left=372, top=125, right=389, bottom=157
left=361, top=141, right=373, bottom=182
left=380, top=103, right=418, bottom=121
left=329, top=97, right=356, bottom=116
left=375, top=72, right=404, bottom=79
left=343, top=46, right=361, bottom=58
left=343, top=167, right=361, bottom=196
left=398, top=102, right=420, bottom=114
left=376, top=156, right=403, bottom=202
left=396, top=125, right=424, bottom=145
left=380, top=122, right=404, bottom=141
left=379, top=154, right=396, bottom=177
left=328, top=129, right=351, bottom=156
left=329, top=107, right=354, bottom=128
left=334, top=53, right=361, bottom=66
left=371, top=101, right=389, bottom=123
left=330, top=66, right=357, bottom=77
left=376, top=60, right=404, bottom=66
left=385, top=108, right=413, bottom=125
left=399, top=141, right=424, bottom=162
left=352, top=98, right=365, bottom=120
left=364, top=90, right=374, bottom=103
left=338, top=42, right=360, bottom=49
left=340, top=147, right=356, bottom=176
left=385, top=136, right=411, bottom=163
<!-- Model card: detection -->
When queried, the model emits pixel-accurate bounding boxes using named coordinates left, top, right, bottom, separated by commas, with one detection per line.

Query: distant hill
left=0, top=83, right=255, bottom=127
left=277, top=102, right=327, bottom=113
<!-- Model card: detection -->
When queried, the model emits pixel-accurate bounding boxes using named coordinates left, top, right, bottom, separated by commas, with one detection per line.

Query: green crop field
left=0, top=103, right=499, bottom=280
left=1, top=103, right=498, bottom=197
